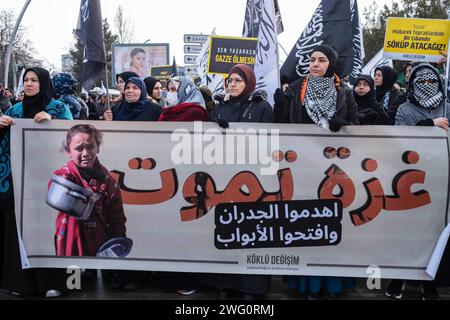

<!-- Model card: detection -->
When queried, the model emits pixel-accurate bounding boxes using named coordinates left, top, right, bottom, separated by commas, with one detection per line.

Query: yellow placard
left=384, top=17, right=450, bottom=62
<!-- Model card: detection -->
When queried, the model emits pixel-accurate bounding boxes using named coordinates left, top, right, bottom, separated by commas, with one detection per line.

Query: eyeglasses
left=227, top=78, right=244, bottom=85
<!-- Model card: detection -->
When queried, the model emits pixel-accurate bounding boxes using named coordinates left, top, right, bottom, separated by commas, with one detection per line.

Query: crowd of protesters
left=0, top=44, right=449, bottom=300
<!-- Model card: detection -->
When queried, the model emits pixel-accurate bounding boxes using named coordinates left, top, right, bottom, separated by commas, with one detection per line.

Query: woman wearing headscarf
left=156, top=76, right=207, bottom=296
left=353, top=74, right=389, bottom=125
left=274, top=44, right=358, bottom=130
left=211, top=64, right=273, bottom=125
left=386, top=63, right=449, bottom=300
left=53, top=72, right=88, bottom=120
left=104, top=77, right=161, bottom=122
left=0, top=67, right=73, bottom=298
left=374, top=65, right=399, bottom=125
left=109, top=71, right=140, bottom=109
left=274, top=44, right=358, bottom=299
left=158, top=76, right=208, bottom=122
left=144, top=76, right=166, bottom=107
left=199, top=64, right=273, bottom=300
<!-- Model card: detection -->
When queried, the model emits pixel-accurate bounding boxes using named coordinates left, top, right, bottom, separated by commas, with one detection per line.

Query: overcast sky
left=0, top=0, right=391, bottom=70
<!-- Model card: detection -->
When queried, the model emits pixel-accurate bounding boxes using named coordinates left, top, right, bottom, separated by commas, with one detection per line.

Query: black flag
left=171, top=56, right=178, bottom=77
left=349, top=0, right=364, bottom=84
left=280, top=0, right=360, bottom=83
left=75, top=0, right=105, bottom=92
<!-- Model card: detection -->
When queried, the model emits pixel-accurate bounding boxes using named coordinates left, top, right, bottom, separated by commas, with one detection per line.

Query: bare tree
left=114, top=5, right=135, bottom=44
left=0, top=9, right=35, bottom=86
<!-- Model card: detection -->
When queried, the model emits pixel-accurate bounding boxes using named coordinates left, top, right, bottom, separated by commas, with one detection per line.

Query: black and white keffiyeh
left=304, top=76, right=337, bottom=129
left=412, top=67, right=443, bottom=110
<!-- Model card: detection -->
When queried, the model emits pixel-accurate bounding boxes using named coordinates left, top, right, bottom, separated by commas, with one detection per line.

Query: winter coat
left=274, top=76, right=358, bottom=125
left=211, top=90, right=274, bottom=123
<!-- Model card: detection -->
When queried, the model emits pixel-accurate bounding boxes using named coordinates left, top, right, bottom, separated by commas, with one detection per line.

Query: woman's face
left=167, top=80, right=178, bottom=93
left=374, top=70, right=383, bottom=87
left=354, top=80, right=371, bottom=96
left=68, top=133, right=99, bottom=169
left=404, top=65, right=413, bottom=83
left=23, top=71, right=40, bottom=97
left=152, top=82, right=163, bottom=100
left=125, top=82, right=141, bottom=103
left=227, top=73, right=246, bottom=98
left=117, top=76, right=126, bottom=93
left=309, top=51, right=329, bottom=77
left=132, top=52, right=146, bottom=68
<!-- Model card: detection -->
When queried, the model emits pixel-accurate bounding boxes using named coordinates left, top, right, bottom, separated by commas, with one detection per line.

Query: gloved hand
left=356, top=109, right=378, bottom=123
left=216, top=118, right=229, bottom=129
left=273, top=88, right=288, bottom=106
left=329, top=117, right=351, bottom=132
left=273, top=88, right=292, bottom=123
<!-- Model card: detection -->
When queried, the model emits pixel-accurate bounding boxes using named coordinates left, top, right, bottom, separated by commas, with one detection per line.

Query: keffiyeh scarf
left=304, top=76, right=337, bottom=129
left=412, top=68, right=443, bottom=110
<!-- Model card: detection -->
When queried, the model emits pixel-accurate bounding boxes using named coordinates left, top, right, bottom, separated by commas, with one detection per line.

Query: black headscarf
left=312, top=44, right=339, bottom=77
left=375, top=66, right=397, bottom=103
left=22, top=67, right=54, bottom=119
left=353, top=74, right=376, bottom=105
left=115, top=71, right=139, bottom=84
left=143, top=76, right=161, bottom=97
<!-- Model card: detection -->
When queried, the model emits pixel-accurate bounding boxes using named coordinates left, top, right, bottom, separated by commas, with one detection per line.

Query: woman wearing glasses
left=211, top=64, right=273, bottom=125
left=204, top=64, right=273, bottom=300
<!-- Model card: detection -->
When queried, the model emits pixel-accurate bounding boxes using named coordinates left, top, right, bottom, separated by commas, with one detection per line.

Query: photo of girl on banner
left=46, top=124, right=132, bottom=258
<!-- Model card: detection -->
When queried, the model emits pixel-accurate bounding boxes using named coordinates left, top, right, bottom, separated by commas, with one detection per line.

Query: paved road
left=1, top=274, right=449, bottom=300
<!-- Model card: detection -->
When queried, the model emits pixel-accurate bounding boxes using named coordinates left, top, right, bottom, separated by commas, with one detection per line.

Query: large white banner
left=10, top=120, right=450, bottom=280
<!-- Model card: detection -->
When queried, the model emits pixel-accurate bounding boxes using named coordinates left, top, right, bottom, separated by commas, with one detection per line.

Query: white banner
left=10, top=120, right=450, bottom=280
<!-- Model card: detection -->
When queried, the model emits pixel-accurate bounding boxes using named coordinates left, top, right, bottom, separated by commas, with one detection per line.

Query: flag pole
left=444, top=48, right=449, bottom=118
left=274, top=1, right=281, bottom=90
left=99, top=17, right=111, bottom=111
left=3, top=0, right=31, bottom=88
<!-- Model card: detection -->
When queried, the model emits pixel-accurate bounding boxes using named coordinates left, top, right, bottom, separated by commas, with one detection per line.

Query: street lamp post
left=3, top=0, right=32, bottom=88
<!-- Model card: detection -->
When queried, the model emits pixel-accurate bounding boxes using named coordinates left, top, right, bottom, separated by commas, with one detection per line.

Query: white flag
left=15, top=67, right=26, bottom=99
left=254, top=0, right=279, bottom=106
left=196, top=29, right=225, bottom=98
left=362, top=48, right=393, bottom=79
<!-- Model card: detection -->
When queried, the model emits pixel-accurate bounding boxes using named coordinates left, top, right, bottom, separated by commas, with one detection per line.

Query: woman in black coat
left=374, top=66, right=399, bottom=124
left=273, top=44, right=358, bottom=299
left=274, top=45, right=358, bottom=130
left=353, top=74, right=389, bottom=125
left=203, top=64, right=273, bottom=299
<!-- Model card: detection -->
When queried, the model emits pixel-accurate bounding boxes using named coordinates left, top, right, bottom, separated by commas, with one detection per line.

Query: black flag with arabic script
left=242, top=0, right=284, bottom=37
left=75, top=0, right=106, bottom=92
left=280, top=0, right=363, bottom=84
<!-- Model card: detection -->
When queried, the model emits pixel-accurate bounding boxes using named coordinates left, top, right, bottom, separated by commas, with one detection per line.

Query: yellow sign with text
left=384, top=17, right=450, bottom=62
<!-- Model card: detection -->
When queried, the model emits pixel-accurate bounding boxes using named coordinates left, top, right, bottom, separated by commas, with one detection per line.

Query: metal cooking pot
left=46, top=175, right=100, bottom=220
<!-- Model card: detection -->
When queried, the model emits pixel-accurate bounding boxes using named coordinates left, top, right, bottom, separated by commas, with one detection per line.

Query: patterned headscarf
left=172, top=76, right=205, bottom=107
left=304, top=75, right=337, bottom=129
left=53, top=73, right=77, bottom=95
left=409, top=64, right=443, bottom=110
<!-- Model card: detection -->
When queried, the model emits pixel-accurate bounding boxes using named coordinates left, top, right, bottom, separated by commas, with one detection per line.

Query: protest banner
left=207, top=36, right=258, bottom=75
left=383, top=17, right=450, bottom=63
left=150, top=65, right=173, bottom=83
left=10, top=120, right=450, bottom=280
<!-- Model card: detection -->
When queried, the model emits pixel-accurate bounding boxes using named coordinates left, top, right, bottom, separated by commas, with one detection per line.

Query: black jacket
left=211, top=91, right=273, bottom=123
left=354, top=93, right=389, bottom=125
left=274, top=76, right=359, bottom=125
